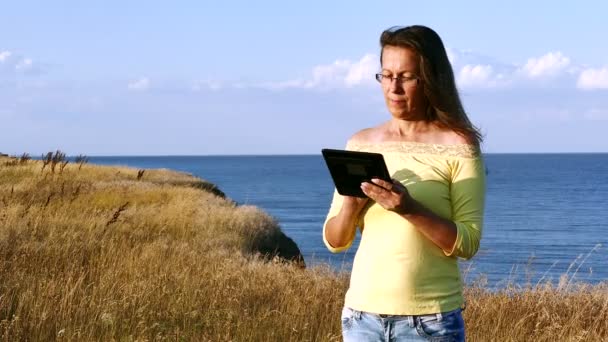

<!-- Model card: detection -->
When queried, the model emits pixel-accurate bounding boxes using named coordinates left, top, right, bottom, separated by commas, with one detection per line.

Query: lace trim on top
left=347, top=140, right=481, bottom=158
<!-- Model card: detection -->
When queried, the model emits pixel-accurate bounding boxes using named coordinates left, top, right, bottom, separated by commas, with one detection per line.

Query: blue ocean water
left=89, top=154, right=608, bottom=287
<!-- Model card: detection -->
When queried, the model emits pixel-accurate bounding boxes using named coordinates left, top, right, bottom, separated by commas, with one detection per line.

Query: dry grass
left=464, top=279, right=608, bottom=341
left=0, top=155, right=606, bottom=341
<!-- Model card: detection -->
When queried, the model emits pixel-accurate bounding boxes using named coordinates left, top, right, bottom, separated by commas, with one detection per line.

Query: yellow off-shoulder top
left=323, top=140, right=486, bottom=315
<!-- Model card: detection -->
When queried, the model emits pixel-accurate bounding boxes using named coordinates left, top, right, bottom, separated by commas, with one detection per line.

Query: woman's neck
left=386, top=118, right=436, bottom=138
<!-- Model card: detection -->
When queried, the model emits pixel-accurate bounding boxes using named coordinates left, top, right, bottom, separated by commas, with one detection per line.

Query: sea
left=88, top=154, right=608, bottom=288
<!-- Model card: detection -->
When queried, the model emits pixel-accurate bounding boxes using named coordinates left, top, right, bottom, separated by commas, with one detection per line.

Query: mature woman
left=323, top=25, right=486, bottom=341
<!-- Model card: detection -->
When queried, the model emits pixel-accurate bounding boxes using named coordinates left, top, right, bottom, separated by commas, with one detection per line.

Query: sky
left=2, top=0, right=608, bottom=155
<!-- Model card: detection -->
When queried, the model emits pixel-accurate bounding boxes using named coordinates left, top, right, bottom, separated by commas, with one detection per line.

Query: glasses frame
left=375, top=73, right=420, bottom=87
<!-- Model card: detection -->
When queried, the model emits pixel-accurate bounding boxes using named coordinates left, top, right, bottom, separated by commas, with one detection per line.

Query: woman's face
left=380, top=45, right=427, bottom=120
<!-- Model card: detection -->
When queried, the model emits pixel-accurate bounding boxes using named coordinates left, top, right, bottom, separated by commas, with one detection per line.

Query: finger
left=363, top=184, right=395, bottom=208
left=360, top=183, right=374, bottom=200
left=370, top=178, right=393, bottom=191
left=361, top=181, right=385, bottom=200
left=362, top=180, right=385, bottom=191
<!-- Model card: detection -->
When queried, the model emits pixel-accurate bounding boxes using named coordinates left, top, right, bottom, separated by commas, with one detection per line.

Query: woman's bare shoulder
left=421, top=121, right=475, bottom=145
left=349, top=128, right=376, bottom=143
left=349, top=124, right=388, bottom=143
left=435, top=129, right=475, bottom=145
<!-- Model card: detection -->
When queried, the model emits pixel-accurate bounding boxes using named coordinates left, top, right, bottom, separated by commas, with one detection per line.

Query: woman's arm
left=324, top=196, right=368, bottom=249
left=361, top=180, right=457, bottom=252
left=361, top=155, right=485, bottom=259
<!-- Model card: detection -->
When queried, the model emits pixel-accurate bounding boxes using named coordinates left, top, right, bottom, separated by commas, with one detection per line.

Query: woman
left=323, top=25, right=486, bottom=341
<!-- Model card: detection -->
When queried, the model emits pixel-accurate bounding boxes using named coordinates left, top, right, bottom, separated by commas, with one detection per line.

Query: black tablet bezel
left=321, top=148, right=392, bottom=198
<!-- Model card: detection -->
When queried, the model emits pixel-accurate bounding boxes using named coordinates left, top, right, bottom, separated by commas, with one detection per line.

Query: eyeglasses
left=375, top=73, right=420, bottom=87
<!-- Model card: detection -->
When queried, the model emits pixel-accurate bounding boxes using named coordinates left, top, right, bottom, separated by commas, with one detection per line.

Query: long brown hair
left=380, top=25, right=483, bottom=146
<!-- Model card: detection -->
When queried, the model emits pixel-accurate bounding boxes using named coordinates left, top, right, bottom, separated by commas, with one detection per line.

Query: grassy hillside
left=0, top=154, right=606, bottom=341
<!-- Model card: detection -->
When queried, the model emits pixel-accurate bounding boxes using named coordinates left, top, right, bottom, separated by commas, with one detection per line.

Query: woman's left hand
left=360, top=178, right=414, bottom=214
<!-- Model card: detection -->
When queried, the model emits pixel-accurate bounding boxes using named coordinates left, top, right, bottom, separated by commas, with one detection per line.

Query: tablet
left=321, top=148, right=392, bottom=198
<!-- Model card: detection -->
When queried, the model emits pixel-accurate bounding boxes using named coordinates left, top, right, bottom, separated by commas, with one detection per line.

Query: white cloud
left=258, top=53, right=379, bottom=90
left=438, top=48, right=513, bottom=89
left=456, top=64, right=511, bottom=89
left=447, top=48, right=508, bottom=70
left=344, top=54, right=377, bottom=87
left=0, top=51, right=43, bottom=76
left=521, top=51, right=570, bottom=78
left=458, top=64, right=494, bottom=87
left=0, top=51, right=12, bottom=62
left=450, top=50, right=578, bottom=88
left=128, top=77, right=150, bottom=91
left=576, top=67, right=608, bottom=90
left=197, top=49, right=601, bottom=92
left=309, top=59, right=350, bottom=87
left=15, top=58, right=33, bottom=72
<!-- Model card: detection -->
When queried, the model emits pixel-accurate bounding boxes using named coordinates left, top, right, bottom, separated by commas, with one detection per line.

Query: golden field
left=0, top=153, right=606, bottom=341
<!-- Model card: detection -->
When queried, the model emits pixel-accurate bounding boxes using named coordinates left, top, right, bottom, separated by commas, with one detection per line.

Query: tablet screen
left=322, top=148, right=391, bottom=198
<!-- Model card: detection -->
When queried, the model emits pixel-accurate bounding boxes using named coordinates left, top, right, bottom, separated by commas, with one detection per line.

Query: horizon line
left=7, top=151, right=608, bottom=158
left=71, top=151, right=608, bottom=157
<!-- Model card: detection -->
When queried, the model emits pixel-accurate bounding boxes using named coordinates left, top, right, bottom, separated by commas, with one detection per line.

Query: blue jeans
left=341, top=306, right=465, bottom=341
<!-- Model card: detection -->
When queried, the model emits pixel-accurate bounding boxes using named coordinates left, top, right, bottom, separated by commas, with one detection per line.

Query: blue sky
left=2, top=0, right=608, bottom=155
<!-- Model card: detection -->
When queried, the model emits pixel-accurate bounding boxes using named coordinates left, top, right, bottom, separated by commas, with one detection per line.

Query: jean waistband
left=377, top=307, right=462, bottom=319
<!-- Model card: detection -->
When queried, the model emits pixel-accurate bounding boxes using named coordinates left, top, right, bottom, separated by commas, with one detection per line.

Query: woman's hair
left=380, top=25, right=483, bottom=146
